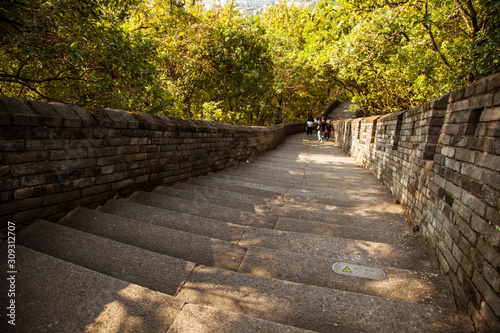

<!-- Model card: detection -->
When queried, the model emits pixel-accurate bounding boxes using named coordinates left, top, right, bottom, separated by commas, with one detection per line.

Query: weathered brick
left=483, top=261, right=500, bottom=293
left=479, top=300, right=500, bottom=333
left=482, top=186, right=499, bottom=207
left=480, top=106, right=500, bottom=122
left=124, top=153, right=148, bottom=162
left=28, top=100, right=62, bottom=127
left=96, top=155, right=125, bottom=166
left=0, top=140, right=25, bottom=151
left=1, top=151, right=50, bottom=164
left=95, top=172, right=125, bottom=185
left=451, top=99, right=470, bottom=112
left=0, top=99, right=12, bottom=125
left=81, top=184, right=111, bottom=197
left=455, top=148, right=475, bottom=163
left=10, top=161, right=61, bottom=176
left=50, top=102, right=81, bottom=127
left=476, top=152, right=500, bottom=172
left=473, top=271, right=500, bottom=317
left=460, top=176, right=484, bottom=198
left=26, top=139, right=69, bottom=150
left=457, top=218, right=478, bottom=247
left=482, top=169, right=500, bottom=191
left=60, top=178, right=95, bottom=191
left=462, top=192, right=486, bottom=216
left=70, top=105, right=94, bottom=127
left=111, top=178, right=135, bottom=190
left=13, top=205, right=58, bottom=224
left=469, top=137, right=494, bottom=152
left=88, top=147, right=116, bottom=157
left=477, top=237, right=500, bottom=269
left=115, top=145, right=141, bottom=154
left=102, top=108, right=128, bottom=128
left=130, top=137, right=149, bottom=145
left=1, top=96, right=40, bottom=126
left=461, top=163, right=482, bottom=181
left=0, top=197, right=42, bottom=214
left=50, top=149, right=87, bottom=160
left=470, top=93, right=494, bottom=109
left=42, top=190, right=81, bottom=206
left=485, top=206, right=500, bottom=229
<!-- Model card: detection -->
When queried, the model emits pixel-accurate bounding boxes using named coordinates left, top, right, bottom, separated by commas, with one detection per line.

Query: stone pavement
left=0, top=133, right=474, bottom=332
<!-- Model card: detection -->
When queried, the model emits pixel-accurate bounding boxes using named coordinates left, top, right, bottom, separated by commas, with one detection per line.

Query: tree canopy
left=1, top=0, right=498, bottom=123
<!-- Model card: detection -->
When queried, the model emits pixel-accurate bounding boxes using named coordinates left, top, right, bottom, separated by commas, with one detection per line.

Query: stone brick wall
left=333, top=73, right=500, bottom=332
left=0, top=97, right=304, bottom=228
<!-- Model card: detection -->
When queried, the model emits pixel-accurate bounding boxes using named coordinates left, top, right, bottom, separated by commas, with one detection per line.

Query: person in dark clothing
left=317, top=117, right=326, bottom=142
left=306, top=117, right=314, bottom=135
left=325, top=117, right=332, bottom=140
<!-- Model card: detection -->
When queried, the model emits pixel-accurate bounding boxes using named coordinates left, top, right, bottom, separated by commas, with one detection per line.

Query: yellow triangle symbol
left=342, top=266, right=352, bottom=273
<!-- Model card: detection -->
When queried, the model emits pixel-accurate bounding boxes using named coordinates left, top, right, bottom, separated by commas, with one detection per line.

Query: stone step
left=269, top=205, right=410, bottom=234
left=96, top=199, right=438, bottom=273
left=99, top=199, right=248, bottom=243
left=238, top=226, right=439, bottom=274
left=222, top=166, right=305, bottom=186
left=60, top=207, right=246, bottom=271
left=0, top=245, right=312, bottom=333
left=194, top=173, right=391, bottom=209
left=237, top=246, right=455, bottom=308
left=127, top=191, right=278, bottom=229
left=201, top=169, right=392, bottom=208
left=167, top=304, right=316, bottom=333
left=104, top=194, right=410, bottom=247
left=180, top=176, right=401, bottom=215
left=0, top=245, right=186, bottom=332
left=152, top=186, right=266, bottom=213
left=171, top=181, right=284, bottom=206
left=21, top=209, right=449, bottom=308
left=209, top=171, right=395, bottom=202
left=16, top=219, right=196, bottom=295
left=149, top=183, right=410, bottom=235
left=177, top=265, right=473, bottom=333
left=274, top=216, right=413, bottom=245
left=190, top=174, right=288, bottom=197
left=228, top=160, right=394, bottom=196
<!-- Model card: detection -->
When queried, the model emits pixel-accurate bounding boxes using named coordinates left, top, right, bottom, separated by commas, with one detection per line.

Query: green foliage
left=0, top=0, right=164, bottom=112
left=0, top=0, right=498, bottom=122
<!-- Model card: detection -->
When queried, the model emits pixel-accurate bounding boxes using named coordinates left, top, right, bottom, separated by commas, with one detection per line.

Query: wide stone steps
left=10, top=224, right=471, bottom=332
left=128, top=191, right=277, bottom=229
left=13, top=213, right=454, bottom=308
left=97, top=198, right=434, bottom=273
left=177, top=265, right=470, bottom=333
left=7, top=134, right=474, bottom=332
left=147, top=184, right=409, bottom=235
left=0, top=245, right=313, bottom=333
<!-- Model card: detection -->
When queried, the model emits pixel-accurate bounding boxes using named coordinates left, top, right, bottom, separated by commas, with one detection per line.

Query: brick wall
left=0, top=97, right=304, bottom=227
left=333, top=73, right=500, bottom=332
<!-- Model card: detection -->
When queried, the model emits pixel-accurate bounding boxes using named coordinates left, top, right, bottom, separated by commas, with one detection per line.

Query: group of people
left=306, top=116, right=333, bottom=142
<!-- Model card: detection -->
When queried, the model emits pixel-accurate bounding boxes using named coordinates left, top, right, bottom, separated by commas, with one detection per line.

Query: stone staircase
left=1, top=134, right=475, bottom=332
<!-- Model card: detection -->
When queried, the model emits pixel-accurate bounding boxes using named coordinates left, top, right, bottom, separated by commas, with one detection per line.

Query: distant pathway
left=326, top=100, right=357, bottom=120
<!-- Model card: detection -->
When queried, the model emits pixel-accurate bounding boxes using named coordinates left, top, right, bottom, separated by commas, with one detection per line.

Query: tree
left=0, top=0, right=163, bottom=112
left=304, top=0, right=499, bottom=116
left=259, top=2, right=341, bottom=122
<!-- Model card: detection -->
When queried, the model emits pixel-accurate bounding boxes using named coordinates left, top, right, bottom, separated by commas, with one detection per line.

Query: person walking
left=325, top=117, right=332, bottom=140
left=306, top=117, right=314, bottom=135
left=317, top=117, right=326, bottom=142
left=313, top=117, right=319, bottom=135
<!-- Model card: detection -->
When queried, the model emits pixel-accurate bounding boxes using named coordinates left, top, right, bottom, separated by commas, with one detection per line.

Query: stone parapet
left=333, top=72, right=500, bottom=332
left=0, top=98, right=304, bottom=227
